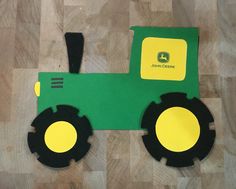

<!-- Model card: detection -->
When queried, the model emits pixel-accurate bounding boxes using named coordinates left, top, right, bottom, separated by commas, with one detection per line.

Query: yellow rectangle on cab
left=141, top=37, right=187, bottom=81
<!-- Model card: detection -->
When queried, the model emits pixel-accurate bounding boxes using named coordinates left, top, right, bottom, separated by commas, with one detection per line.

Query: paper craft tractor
left=28, top=27, right=215, bottom=168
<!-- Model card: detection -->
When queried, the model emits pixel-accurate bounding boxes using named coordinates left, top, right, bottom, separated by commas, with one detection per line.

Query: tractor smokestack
left=65, top=33, right=84, bottom=74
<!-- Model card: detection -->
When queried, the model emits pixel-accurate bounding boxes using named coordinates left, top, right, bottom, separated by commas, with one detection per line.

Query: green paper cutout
left=37, top=26, right=199, bottom=130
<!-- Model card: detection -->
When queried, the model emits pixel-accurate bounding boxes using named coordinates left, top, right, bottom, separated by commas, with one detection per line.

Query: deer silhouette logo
left=158, top=52, right=169, bottom=63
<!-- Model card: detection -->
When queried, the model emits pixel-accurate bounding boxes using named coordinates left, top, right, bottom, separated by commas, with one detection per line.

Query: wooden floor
left=0, top=0, right=235, bottom=188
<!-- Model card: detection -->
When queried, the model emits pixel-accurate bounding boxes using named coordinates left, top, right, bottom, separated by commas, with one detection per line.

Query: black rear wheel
left=142, top=92, right=215, bottom=167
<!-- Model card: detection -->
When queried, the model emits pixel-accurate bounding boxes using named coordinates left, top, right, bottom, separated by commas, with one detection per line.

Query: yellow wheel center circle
left=44, top=121, right=77, bottom=153
left=155, top=107, right=200, bottom=152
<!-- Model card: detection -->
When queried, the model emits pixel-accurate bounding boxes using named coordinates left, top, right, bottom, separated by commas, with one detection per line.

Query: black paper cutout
left=28, top=105, right=93, bottom=168
left=141, top=92, right=215, bottom=167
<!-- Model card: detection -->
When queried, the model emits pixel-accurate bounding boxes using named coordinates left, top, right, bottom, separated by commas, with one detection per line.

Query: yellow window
left=141, top=37, right=187, bottom=81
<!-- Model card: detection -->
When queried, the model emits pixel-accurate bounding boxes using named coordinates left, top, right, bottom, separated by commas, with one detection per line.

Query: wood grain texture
left=0, top=0, right=235, bottom=188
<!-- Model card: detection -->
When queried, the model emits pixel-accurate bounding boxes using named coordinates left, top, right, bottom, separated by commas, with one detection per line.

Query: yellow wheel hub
left=155, top=107, right=200, bottom=152
left=44, top=121, right=77, bottom=153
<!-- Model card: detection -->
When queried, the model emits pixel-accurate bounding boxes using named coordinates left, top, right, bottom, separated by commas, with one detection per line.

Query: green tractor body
left=37, top=27, right=199, bottom=130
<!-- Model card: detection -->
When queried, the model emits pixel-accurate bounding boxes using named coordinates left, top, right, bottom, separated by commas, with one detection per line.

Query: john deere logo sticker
left=141, top=37, right=188, bottom=81
left=158, top=52, right=169, bottom=63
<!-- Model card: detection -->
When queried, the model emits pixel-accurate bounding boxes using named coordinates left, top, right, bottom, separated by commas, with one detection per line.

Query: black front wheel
left=28, top=105, right=93, bottom=168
